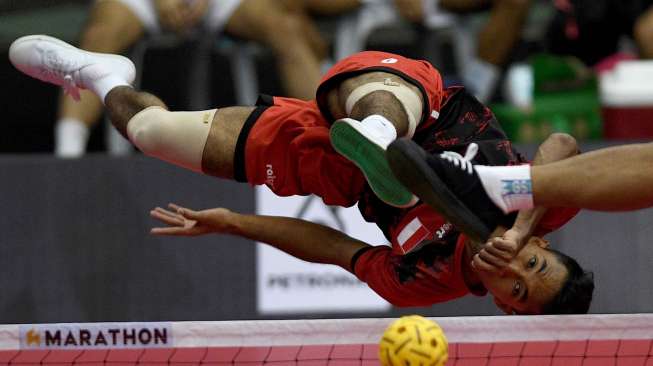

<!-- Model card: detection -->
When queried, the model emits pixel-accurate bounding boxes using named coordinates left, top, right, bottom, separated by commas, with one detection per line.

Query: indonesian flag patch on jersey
left=396, top=217, right=432, bottom=254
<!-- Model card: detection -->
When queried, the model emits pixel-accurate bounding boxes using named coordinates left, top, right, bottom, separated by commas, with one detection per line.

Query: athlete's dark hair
left=542, top=249, right=595, bottom=314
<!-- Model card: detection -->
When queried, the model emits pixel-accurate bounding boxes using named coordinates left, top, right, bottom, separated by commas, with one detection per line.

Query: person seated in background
left=56, top=0, right=329, bottom=157
left=546, top=0, right=653, bottom=67
left=381, top=0, right=532, bottom=103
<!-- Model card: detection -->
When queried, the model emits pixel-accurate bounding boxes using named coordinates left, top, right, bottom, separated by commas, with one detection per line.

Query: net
left=1, top=314, right=651, bottom=365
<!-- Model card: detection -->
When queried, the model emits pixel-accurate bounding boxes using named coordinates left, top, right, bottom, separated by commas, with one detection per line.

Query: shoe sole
left=330, top=120, right=415, bottom=208
left=386, top=139, right=491, bottom=243
left=10, top=34, right=135, bottom=85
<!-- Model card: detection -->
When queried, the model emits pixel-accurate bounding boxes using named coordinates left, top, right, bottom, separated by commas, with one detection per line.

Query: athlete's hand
left=394, top=0, right=424, bottom=23
left=471, top=228, right=527, bottom=273
left=155, top=0, right=209, bottom=33
left=150, top=203, right=235, bottom=236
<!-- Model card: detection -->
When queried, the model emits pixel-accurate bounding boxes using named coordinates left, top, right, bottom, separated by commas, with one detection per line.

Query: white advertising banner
left=256, top=187, right=391, bottom=314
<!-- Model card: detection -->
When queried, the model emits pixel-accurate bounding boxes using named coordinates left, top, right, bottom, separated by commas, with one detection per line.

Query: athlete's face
left=478, top=238, right=569, bottom=315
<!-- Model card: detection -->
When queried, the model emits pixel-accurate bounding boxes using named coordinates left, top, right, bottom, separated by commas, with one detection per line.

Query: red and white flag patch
left=396, top=217, right=431, bottom=254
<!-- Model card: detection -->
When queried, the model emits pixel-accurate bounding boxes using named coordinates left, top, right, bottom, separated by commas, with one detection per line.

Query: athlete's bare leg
left=421, top=138, right=653, bottom=213
left=56, top=0, right=145, bottom=156
left=11, top=34, right=422, bottom=200
left=529, top=143, right=653, bottom=211
left=326, top=71, right=418, bottom=136
left=104, top=87, right=167, bottom=138
left=104, top=86, right=252, bottom=179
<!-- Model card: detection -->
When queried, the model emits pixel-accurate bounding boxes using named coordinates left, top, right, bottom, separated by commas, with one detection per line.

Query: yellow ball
left=379, top=315, right=448, bottom=366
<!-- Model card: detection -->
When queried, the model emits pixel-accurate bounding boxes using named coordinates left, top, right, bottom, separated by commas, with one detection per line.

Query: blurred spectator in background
left=57, top=0, right=329, bottom=157
left=385, top=0, right=533, bottom=103
left=546, top=0, right=653, bottom=66
left=439, top=0, right=532, bottom=102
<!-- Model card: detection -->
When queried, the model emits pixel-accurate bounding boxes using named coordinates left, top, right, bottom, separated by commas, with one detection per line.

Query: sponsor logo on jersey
left=381, top=58, right=398, bottom=64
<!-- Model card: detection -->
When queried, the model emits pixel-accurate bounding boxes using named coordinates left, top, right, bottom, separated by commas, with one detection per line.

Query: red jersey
left=353, top=204, right=579, bottom=307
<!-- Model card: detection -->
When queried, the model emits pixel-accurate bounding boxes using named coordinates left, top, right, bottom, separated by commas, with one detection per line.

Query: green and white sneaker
left=330, top=117, right=418, bottom=208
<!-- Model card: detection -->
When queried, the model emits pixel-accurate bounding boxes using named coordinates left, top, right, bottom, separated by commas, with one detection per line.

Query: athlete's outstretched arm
left=150, top=204, right=371, bottom=273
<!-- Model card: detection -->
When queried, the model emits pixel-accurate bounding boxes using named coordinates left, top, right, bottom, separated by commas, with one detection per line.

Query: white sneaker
left=9, top=35, right=135, bottom=101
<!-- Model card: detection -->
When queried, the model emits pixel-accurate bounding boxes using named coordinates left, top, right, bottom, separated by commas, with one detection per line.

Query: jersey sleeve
left=352, top=245, right=468, bottom=307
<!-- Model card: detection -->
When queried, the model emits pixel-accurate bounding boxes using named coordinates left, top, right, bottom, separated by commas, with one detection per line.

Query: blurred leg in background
left=439, top=0, right=532, bottom=102
left=223, top=0, right=329, bottom=101
left=56, top=0, right=145, bottom=157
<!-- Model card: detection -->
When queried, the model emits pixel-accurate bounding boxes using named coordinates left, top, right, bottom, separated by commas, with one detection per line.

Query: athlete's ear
left=494, top=297, right=514, bottom=315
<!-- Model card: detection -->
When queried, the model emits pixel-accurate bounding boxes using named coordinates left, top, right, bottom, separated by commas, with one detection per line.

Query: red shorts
left=236, top=96, right=366, bottom=207
left=236, top=52, right=445, bottom=206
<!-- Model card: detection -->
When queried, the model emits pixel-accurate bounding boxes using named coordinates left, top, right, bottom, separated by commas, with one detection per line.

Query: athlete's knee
left=127, top=107, right=216, bottom=172
left=346, top=80, right=423, bottom=138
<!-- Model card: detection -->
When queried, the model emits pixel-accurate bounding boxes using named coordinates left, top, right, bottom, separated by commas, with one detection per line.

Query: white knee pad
left=127, top=106, right=217, bottom=172
left=345, top=78, right=423, bottom=138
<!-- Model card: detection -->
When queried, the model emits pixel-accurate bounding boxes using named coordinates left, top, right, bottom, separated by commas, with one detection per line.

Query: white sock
left=463, top=59, right=500, bottom=103
left=90, top=74, right=131, bottom=104
left=55, top=118, right=89, bottom=158
left=475, top=164, right=534, bottom=213
left=81, top=64, right=132, bottom=103
left=360, top=114, right=397, bottom=147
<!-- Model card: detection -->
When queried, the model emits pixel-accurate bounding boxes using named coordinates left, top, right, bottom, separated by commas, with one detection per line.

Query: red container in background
left=602, top=107, right=653, bottom=139
left=600, top=60, right=653, bottom=139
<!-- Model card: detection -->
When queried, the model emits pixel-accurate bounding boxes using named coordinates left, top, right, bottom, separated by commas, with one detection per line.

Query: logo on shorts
left=265, top=164, right=276, bottom=189
left=381, top=58, right=398, bottom=64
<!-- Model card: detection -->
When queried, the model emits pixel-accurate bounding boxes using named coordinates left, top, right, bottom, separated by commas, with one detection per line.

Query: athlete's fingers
left=168, top=203, right=186, bottom=212
left=151, top=226, right=200, bottom=236
left=483, top=242, right=513, bottom=261
left=168, top=203, right=199, bottom=218
left=150, top=209, right=185, bottom=227
left=472, top=253, right=500, bottom=273
left=154, top=207, right=184, bottom=222
left=490, top=237, right=519, bottom=254
left=478, top=249, right=508, bottom=269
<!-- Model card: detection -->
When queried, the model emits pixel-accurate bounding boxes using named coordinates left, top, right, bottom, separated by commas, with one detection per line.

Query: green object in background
left=531, top=53, right=597, bottom=95
left=493, top=54, right=602, bottom=143
left=492, top=89, right=602, bottom=143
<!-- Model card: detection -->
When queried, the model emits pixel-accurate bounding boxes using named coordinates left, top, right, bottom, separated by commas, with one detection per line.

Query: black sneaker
left=386, top=139, right=509, bottom=243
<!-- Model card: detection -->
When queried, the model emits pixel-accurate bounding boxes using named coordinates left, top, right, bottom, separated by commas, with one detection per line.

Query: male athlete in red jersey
left=10, top=35, right=593, bottom=314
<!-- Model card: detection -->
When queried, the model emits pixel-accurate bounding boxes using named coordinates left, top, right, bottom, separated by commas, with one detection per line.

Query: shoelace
left=439, top=143, right=479, bottom=175
left=38, top=47, right=81, bottom=101
left=63, top=75, right=81, bottom=101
